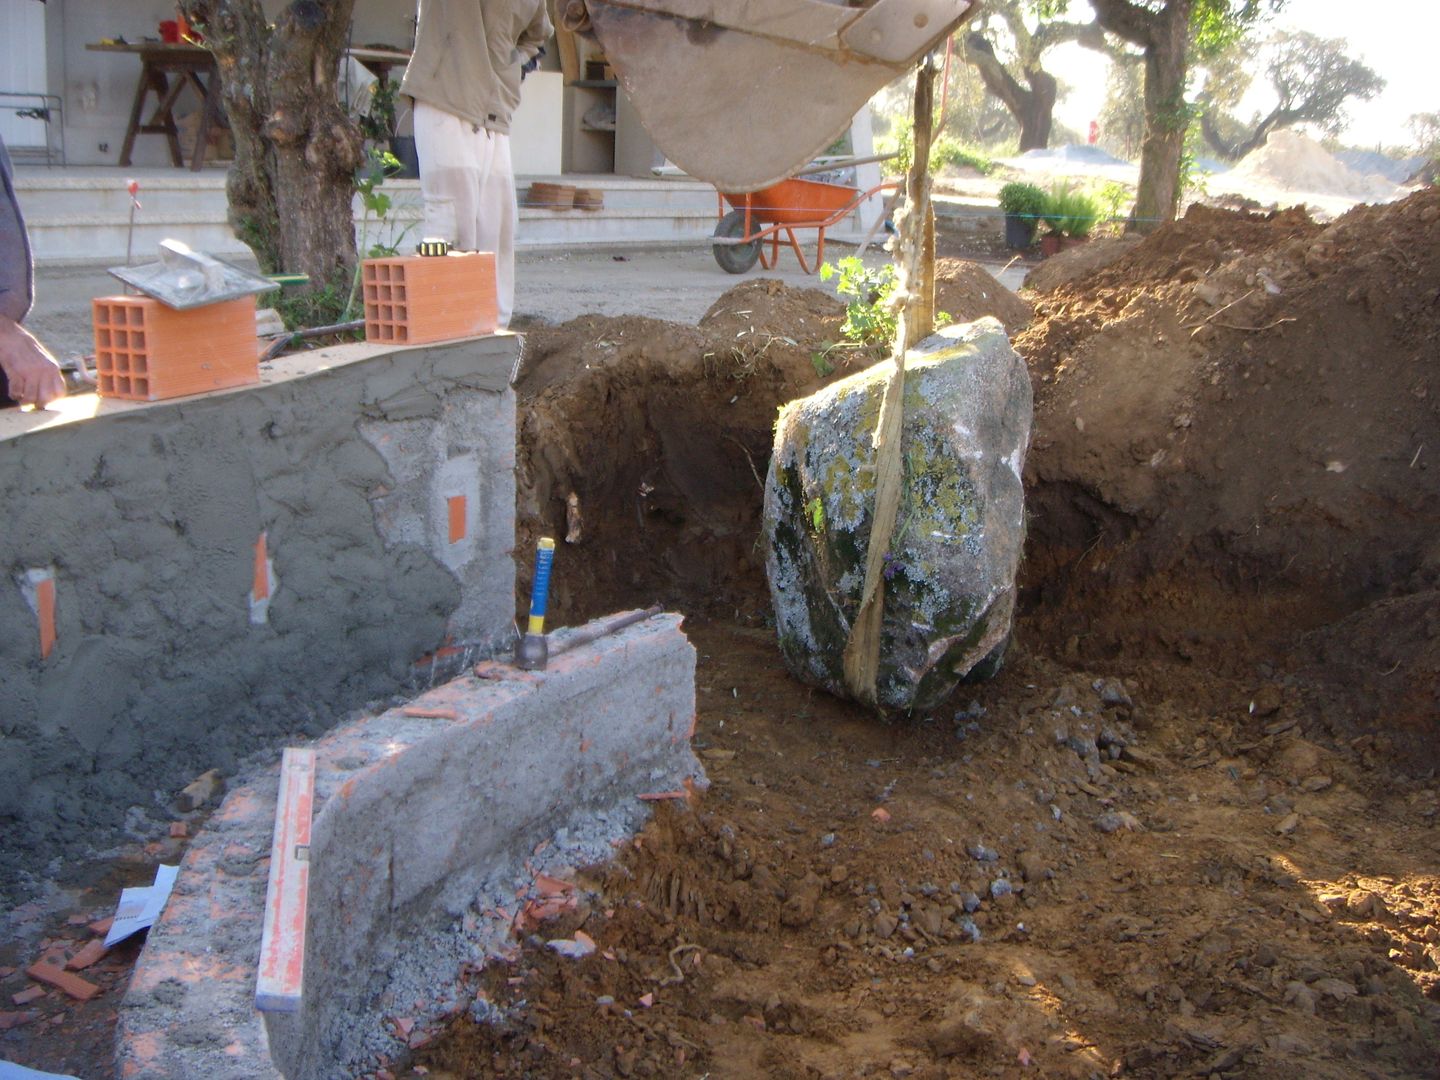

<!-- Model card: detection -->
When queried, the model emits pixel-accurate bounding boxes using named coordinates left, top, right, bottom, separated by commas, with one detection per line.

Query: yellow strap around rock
left=841, top=54, right=939, bottom=707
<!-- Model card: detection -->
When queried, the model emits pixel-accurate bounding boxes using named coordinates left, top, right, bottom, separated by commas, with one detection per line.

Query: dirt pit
left=5, top=202, right=1437, bottom=1078
left=395, top=195, right=1440, bottom=1079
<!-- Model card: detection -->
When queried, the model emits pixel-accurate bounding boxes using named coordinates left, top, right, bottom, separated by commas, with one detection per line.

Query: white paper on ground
left=104, top=863, right=179, bottom=947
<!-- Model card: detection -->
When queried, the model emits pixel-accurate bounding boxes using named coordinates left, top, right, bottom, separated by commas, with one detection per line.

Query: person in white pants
left=412, top=103, right=518, bottom=326
left=400, top=0, right=552, bottom=329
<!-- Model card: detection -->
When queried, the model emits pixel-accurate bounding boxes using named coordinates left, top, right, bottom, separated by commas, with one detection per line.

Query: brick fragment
left=66, top=939, right=110, bottom=971
left=0, top=1010, right=38, bottom=1030
left=12, top=985, right=45, bottom=1005
left=88, top=917, right=114, bottom=936
left=400, top=707, right=459, bottom=720
left=169, top=821, right=189, bottom=838
left=25, top=962, right=101, bottom=1002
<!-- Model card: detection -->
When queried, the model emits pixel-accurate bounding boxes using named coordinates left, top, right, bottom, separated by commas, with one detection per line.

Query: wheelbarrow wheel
left=712, top=210, right=762, bottom=274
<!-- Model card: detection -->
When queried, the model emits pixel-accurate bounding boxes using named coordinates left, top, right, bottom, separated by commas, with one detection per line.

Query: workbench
left=87, top=42, right=227, bottom=171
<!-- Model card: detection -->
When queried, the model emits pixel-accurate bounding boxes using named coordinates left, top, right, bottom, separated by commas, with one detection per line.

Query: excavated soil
left=8, top=206, right=1437, bottom=1078
left=395, top=195, right=1440, bottom=1079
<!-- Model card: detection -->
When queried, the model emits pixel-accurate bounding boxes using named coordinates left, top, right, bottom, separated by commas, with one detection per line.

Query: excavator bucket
left=582, top=0, right=980, bottom=192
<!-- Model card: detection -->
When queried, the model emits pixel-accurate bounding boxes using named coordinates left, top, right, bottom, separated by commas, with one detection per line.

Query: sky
left=1047, top=0, right=1435, bottom=151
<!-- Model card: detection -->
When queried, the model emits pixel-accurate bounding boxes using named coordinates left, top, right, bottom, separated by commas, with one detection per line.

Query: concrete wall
left=0, top=337, right=518, bottom=877
left=115, top=614, right=702, bottom=1080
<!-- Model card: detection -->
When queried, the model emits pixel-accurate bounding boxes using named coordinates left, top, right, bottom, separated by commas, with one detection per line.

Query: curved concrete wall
left=115, top=614, right=700, bottom=1080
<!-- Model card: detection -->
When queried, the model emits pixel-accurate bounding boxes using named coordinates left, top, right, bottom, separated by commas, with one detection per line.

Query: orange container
left=92, top=295, right=259, bottom=401
left=362, top=252, right=498, bottom=345
left=720, top=178, right=857, bottom=227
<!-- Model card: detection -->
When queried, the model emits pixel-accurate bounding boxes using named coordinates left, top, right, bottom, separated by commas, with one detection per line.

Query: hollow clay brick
left=362, top=253, right=498, bottom=346
left=92, top=295, right=259, bottom=402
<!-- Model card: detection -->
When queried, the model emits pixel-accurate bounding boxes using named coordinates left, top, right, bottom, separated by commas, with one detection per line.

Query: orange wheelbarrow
left=712, top=176, right=898, bottom=274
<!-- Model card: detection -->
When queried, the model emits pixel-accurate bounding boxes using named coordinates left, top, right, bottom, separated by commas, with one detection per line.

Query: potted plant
left=997, top=181, right=1045, bottom=250
left=1038, top=184, right=1102, bottom=256
left=358, top=78, right=419, bottom=179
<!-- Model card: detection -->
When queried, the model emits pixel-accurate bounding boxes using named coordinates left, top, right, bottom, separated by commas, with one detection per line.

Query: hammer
left=515, top=537, right=556, bottom=670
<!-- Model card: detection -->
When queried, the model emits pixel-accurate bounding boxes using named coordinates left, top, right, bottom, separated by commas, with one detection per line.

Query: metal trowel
left=109, top=238, right=279, bottom=310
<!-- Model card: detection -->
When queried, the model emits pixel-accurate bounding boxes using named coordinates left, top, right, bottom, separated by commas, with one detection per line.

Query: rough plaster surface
left=114, top=613, right=701, bottom=1080
left=0, top=338, right=518, bottom=898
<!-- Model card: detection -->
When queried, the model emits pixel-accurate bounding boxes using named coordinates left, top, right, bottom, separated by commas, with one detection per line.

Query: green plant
left=274, top=280, right=352, bottom=333
left=929, top=135, right=996, bottom=175
left=1040, top=183, right=1103, bottom=238
left=877, top=117, right=995, bottom=177
left=343, top=147, right=409, bottom=319
left=998, top=181, right=1047, bottom=220
left=1096, top=181, right=1133, bottom=232
left=357, top=77, right=399, bottom=143
left=819, top=257, right=897, bottom=346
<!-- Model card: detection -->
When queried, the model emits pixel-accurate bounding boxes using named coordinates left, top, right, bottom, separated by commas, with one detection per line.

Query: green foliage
left=820, top=257, right=898, bottom=346
left=1412, top=112, right=1440, bottom=165
left=930, top=135, right=996, bottom=174
left=1178, top=118, right=1210, bottom=199
left=1191, top=0, right=1285, bottom=59
left=344, top=147, right=410, bottom=320
left=876, top=117, right=995, bottom=176
left=357, top=77, right=399, bottom=142
left=1040, top=183, right=1102, bottom=238
left=998, top=181, right=1047, bottom=218
left=1096, top=181, right=1133, bottom=229
left=274, top=280, right=352, bottom=333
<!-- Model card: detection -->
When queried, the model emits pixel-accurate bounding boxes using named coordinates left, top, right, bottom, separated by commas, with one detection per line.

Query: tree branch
left=1088, top=0, right=1159, bottom=49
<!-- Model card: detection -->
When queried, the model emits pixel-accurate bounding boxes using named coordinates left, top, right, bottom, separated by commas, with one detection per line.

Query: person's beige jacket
left=401, top=0, right=553, bottom=135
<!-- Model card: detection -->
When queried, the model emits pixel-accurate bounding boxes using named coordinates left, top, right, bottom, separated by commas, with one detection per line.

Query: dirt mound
left=514, top=286, right=860, bottom=624
left=933, top=258, right=1032, bottom=334
left=1225, top=130, right=1403, bottom=202
left=1021, top=236, right=1142, bottom=294
left=517, top=272, right=1044, bottom=625
left=1018, top=190, right=1440, bottom=751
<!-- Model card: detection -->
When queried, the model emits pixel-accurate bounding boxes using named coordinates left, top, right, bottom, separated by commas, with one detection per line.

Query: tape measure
left=416, top=238, right=450, bottom=257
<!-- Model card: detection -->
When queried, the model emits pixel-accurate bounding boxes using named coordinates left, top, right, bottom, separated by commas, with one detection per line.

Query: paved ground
left=28, top=245, right=1028, bottom=364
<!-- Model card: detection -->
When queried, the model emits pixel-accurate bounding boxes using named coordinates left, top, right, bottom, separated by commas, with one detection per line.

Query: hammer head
left=514, top=631, right=548, bottom=671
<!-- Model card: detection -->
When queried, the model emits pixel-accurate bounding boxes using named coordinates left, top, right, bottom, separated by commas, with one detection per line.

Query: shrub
left=1041, top=184, right=1103, bottom=238
left=998, top=181, right=1047, bottom=220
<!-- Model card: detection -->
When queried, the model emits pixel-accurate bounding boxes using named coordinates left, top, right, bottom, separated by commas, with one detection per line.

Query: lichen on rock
left=763, top=318, right=1033, bottom=711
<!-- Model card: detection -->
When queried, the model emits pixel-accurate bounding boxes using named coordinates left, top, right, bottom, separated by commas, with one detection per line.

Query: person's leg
left=413, top=101, right=481, bottom=249
left=472, top=131, right=516, bottom=328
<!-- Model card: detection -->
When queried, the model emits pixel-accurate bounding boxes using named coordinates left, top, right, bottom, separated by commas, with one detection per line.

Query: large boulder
left=763, top=318, right=1032, bottom=711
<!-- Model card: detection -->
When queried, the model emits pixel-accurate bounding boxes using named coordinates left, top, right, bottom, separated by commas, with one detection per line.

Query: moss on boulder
left=763, top=318, right=1032, bottom=711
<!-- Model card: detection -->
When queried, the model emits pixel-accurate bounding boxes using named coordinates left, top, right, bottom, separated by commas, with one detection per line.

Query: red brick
left=12, top=985, right=45, bottom=1005
left=362, top=253, right=498, bottom=346
left=170, top=821, right=189, bottom=838
left=66, top=939, right=110, bottom=971
left=92, top=295, right=259, bottom=401
left=25, top=962, right=101, bottom=1002
left=88, top=917, right=114, bottom=936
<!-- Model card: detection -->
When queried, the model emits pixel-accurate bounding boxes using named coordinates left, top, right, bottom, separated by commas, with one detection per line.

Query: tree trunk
left=1129, top=0, right=1191, bottom=234
left=965, top=32, right=1057, bottom=151
left=180, top=1, right=363, bottom=291
left=1090, top=0, right=1193, bottom=234
left=1016, top=68, right=1057, bottom=151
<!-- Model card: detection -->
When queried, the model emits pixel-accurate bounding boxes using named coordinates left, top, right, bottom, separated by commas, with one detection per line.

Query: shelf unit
left=556, top=29, right=658, bottom=177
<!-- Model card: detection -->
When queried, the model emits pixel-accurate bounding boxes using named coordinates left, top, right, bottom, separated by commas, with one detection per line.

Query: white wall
left=511, top=71, right=563, bottom=175
left=46, top=0, right=564, bottom=172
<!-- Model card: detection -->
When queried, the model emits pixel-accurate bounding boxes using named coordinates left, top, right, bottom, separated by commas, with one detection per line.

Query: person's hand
left=0, top=315, right=67, bottom=409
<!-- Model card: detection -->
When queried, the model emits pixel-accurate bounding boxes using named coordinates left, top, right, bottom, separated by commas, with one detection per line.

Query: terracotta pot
left=1039, top=233, right=1063, bottom=258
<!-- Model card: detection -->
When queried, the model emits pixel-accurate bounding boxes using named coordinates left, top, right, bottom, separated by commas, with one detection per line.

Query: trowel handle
left=527, top=538, right=556, bottom=635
